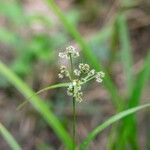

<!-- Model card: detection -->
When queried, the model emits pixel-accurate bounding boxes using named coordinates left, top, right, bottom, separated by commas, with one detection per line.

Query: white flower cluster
left=67, top=80, right=83, bottom=102
left=95, top=71, right=105, bottom=83
left=58, top=66, right=70, bottom=79
left=58, top=46, right=105, bottom=102
left=59, top=46, right=79, bottom=59
left=73, top=63, right=105, bottom=84
left=72, top=63, right=90, bottom=77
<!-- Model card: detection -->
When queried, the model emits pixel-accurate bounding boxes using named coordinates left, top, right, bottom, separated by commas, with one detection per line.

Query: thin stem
left=73, top=96, right=76, bottom=150
left=85, top=75, right=96, bottom=83
left=69, top=54, right=76, bottom=150
left=69, top=54, right=74, bottom=79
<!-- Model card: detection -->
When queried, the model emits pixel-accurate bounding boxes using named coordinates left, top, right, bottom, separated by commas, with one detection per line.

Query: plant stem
left=70, top=55, right=74, bottom=79
left=73, top=96, right=76, bottom=150
left=69, top=54, right=76, bottom=149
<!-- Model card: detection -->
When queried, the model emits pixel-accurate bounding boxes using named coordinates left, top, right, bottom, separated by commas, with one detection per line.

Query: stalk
left=69, top=54, right=76, bottom=150
left=72, top=96, right=76, bottom=150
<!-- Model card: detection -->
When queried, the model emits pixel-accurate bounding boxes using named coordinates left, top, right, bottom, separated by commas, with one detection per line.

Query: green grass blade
left=90, top=25, right=113, bottom=45
left=117, top=50, right=150, bottom=149
left=34, top=83, right=70, bottom=96
left=17, top=82, right=70, bottom=110
left=79, top=103, right=150, bottom=150
left=113, top=13, right=134, bottom=150
left=129, top=50, right=150, bottom=107
left=0, top=61, right=73, bottom=150
left=0, top=123, right=22, bottom=150
left=117, top=14, right=133, bottom=95
left=44, top=0, right=122, bottom=109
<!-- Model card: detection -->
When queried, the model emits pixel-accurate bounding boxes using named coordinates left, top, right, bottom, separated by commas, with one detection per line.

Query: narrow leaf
left=0, top=123, right=22, bottom=150
left=117, top=50, right=150, bottom=148
left=79, top=103, right=150, bottom=150
left=17, top=83, right=70, bottom=110
left=117, top=14, right=133, bottom=94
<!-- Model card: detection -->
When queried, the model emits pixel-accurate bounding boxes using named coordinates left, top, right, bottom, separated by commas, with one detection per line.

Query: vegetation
left=0, top=0, right=149, bottom=149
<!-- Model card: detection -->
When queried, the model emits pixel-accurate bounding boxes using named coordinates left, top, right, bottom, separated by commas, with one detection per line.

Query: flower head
left=59, top=46, right=79, bottom=59
left=79, top=63, right=90, bottom=73
left=95, top=71, right=105, bottom=83
left=58, top=46, right=105, bottom=102
left=74, top=69, right=81, bottom=76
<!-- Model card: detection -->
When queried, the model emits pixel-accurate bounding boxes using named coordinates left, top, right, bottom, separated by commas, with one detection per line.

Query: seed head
left=58, top=73, right=64, bottom=79
left=59, top=46, right=79, bottom=59
left=95, top=71, right=105, bottom=83
left=74, top=69, right=81, bottom=76
left=88, top=69, right=96, bottom=76
left=79, top=63, right=90, bottom=73
left=58, top=46, right=105, bottom=102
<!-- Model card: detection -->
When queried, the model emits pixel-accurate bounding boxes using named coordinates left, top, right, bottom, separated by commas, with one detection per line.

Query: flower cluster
left=59, top=46, right=79, bottom=59
left=58, top=46, right=105, bottom=102
left=58, top=66, right=70, bottom=79
left=67, top=80, right=83, bottom=102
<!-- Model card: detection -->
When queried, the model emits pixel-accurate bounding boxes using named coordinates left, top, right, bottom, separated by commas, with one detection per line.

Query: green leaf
left=0, top=0, right=25, bottom=25
left=117, top=14, right=133, bottom=95
left=0, top=123, right=22, bottom=150
left=117, top=50, right=150, bottom=149
left=79, top=103, right=150, bottom=150
left=17, top=82, right=70, bottom=110
left=0, top=27, right=19, bottom=45
left=129, top=50, right=150, bottom=107
left=0, top=61, right=73, bottom=150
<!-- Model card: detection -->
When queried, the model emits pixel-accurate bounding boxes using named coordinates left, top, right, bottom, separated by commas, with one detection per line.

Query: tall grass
left=0, top=123, right=22, bottom=150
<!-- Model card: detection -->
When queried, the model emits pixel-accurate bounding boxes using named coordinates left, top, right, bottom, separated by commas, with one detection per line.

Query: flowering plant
left=58, top=46, right=105, bottom=102
left=58, top=46, right=105, bottom=149
left=18, top=45, right=105, bottom=150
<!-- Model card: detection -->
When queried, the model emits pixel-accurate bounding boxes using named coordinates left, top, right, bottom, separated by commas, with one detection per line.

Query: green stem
left=73, top=96, right=76, bottom=150
left=69, top=54, right=76, bottom=150
left=69, top=55, right=74, bottom=79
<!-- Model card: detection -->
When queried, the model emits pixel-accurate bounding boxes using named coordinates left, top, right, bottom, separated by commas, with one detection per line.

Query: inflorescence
left=58, top=46, right=105, bottom=102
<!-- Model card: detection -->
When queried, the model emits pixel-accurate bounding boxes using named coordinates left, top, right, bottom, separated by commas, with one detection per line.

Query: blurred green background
left=0, top=0, right=150, bottom=150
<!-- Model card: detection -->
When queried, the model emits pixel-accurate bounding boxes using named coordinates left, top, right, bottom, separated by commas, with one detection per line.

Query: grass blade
left=117, top=14, right=133, bottom=95
left=0, top=61, right=73, bottom=150
left=79, top=103, right=150, bottom=150
left=17, top=82, right=70, bottom=110
left=34, top=83, right=70, bottom=96
left=117, top=50, right=150, bottom=149
left=0, top=123, right=22, bottom=150
left=129, top=50, right=150, bottom=107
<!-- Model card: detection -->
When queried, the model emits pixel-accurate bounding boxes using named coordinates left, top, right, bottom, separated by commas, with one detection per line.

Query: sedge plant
left=16, top=45, right=105, bottom=149
left=1, top=48, right=150, bottom=149
left=58, top=46, right=105, bottom=149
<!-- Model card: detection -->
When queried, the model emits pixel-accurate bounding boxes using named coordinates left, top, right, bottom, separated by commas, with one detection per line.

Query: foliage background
left=0, top=0, right=150, bottom=149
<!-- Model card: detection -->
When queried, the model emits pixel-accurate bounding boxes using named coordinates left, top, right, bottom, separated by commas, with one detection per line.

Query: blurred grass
left=117, top=14, right=133, bottom=95
left=79, top=103, right=150, bottom=150
left=109, top=12, right=150, bottom=149
left=0, top=123, right=22, bottom=150
left=117, top=50, right=150, bottom=149
left=0, top=0, right=150, bottom=149
left=0, top=61, right=73, bottom=150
